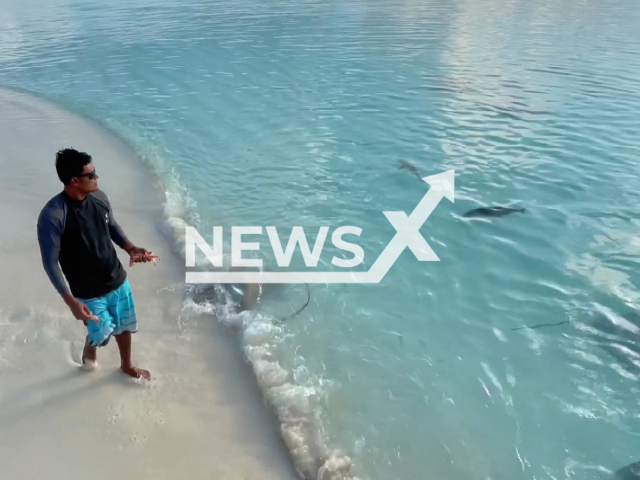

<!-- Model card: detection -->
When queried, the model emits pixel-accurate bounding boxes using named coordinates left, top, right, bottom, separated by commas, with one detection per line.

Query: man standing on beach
left=37, top=148, right=157, bottom=379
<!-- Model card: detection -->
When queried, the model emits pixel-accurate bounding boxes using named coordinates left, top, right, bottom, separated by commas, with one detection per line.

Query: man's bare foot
left=121, top=364, right=151, bottom=380
left=82, top=339, right=97, bottom=368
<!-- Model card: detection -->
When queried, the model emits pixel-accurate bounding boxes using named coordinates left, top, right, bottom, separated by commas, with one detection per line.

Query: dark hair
left=55, top=148, right=92, bottom=185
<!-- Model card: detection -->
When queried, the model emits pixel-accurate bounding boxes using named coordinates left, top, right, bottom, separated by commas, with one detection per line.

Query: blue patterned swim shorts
left=78, top=278, right=137, bottom=347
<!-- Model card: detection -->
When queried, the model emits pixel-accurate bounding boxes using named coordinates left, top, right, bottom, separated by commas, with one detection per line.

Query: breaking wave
left=118, top=137, right=368, bottom=480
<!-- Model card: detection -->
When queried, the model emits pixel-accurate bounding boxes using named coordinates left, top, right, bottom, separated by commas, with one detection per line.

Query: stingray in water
left=187, top=268, right=311, bottom=322
left=614, top=461, right=640, bottom=480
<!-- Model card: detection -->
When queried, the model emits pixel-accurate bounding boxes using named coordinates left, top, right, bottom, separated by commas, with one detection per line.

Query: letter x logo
left=371, top=171, right=454, bottom=274
left=383, top=209, right=437, bottom=261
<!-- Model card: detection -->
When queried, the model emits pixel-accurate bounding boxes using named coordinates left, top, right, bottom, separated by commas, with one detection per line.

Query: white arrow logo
left=186, top=169, right=454, bottom=284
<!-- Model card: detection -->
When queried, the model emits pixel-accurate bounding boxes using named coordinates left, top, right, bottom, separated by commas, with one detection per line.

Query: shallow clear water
left=3, top=0, right=640, bottom=479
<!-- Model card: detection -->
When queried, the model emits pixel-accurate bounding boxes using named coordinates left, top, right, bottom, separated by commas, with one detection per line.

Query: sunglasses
left=77, top=170, right=97, bottom=180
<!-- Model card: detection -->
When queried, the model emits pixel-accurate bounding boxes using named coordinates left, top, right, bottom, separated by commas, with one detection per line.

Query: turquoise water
left=3, top=0, right=640, bottom=479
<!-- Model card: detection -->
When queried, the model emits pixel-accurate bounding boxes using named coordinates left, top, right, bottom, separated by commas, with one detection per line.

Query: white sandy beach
left=0, top=87, right=300, bottom=480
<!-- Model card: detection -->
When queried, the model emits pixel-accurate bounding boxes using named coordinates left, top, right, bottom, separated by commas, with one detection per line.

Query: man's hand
left=125, top=244, right=159, bottom=267
left=62, top=293, right=98, bottom=323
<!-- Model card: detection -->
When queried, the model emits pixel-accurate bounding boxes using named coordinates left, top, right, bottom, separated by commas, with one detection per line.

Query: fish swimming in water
left=463, top=206, right=526, bottom=218
left=398, top=159, right=422, bottom=180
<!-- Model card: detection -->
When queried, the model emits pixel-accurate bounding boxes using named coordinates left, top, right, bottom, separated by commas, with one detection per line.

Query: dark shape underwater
left=463, top=206, right=526, bottom=217
left=186, top=280, right=311, bottom=322
left=398, top=159, right=422, bottom=180
left=188, top=282, right=268, bottom=312
left=614, top=461, right=640, bottom=480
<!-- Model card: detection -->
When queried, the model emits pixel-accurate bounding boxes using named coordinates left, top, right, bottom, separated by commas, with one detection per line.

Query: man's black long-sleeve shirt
left=37, top=189, right=128, bottom=299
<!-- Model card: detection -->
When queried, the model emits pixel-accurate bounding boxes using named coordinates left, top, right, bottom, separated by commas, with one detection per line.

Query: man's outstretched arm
left=107, top=207, right=134, bottom=253
left=95, top=189, right=136, bottom=253
left=99, top=191, right=158, bottom=265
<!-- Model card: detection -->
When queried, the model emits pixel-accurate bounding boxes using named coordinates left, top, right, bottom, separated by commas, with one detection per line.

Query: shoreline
left=0, top=86, right=300, bottom=480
